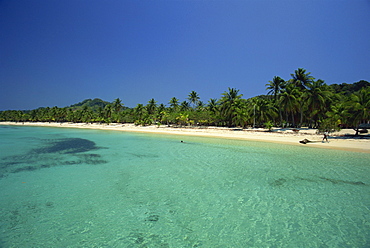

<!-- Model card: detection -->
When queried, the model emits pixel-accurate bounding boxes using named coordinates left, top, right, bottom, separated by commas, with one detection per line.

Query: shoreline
left=1, top=121, right=369, bottom=153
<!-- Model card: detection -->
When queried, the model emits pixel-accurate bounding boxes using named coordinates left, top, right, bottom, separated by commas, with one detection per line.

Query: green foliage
left=69, top=98, right=111, bottom=111
left=264, top=121, right=274, bottom=131
left=318, top=118, right=341, bottom=133
left=330, top=80, right=369, bottom=95
left=188, top=91, right=200, bottom=108
left=1, top=71, right=369, bottom=129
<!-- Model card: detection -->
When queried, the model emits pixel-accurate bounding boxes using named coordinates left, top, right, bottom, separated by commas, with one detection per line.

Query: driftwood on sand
left=299, top=139, right=311, bottom=144
left=299, top=139, right=321, bottom=144
left=299, top=139, right=322, bottom=144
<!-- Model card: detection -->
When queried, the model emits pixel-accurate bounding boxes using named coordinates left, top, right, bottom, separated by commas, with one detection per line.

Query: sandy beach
left=1, top=122, right=369, bottom=153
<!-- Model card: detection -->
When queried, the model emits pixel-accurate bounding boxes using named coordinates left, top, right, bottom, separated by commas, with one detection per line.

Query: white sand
left=1, top=122, right=369, bottom=153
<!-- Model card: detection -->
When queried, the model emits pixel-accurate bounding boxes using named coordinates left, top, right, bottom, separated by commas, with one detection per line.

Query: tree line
left=1, top=68, right=369, bottom=131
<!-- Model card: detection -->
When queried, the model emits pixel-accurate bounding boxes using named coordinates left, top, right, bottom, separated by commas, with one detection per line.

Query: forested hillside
left=68, top=98, right=111, bottom=111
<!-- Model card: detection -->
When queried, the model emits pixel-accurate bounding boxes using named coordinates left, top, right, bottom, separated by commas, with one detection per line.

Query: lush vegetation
left=1, top=68, right=369, bottom=131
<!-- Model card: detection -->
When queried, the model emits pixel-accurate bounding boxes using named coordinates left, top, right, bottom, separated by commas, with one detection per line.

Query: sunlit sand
left=2, top=122, right=369, bottom=153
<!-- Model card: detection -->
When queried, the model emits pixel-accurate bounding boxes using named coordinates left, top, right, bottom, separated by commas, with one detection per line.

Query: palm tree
left=266, top=76, right=285, bottom=102
left=207, top=98, right=219, bottom=113
left=81, top=105, right=94, bottom=123
left=349, top=87, right=370, bottom=128
left=304, top=79, right=332, bottom=127
left=156, top=103, right=167, bottom=124
left=326, top=101, right=349, bottom=128
left=134, top=104, right=145, bottom=119
left=246, top=97, right=259, bottom=128
left=290, top=68, right=314, bottom=90
left=104, top=104, right=113, bottom=118
left=219, top=88, right=243, bottom=127
left=188, top=91, right=200, bottom=109
left=257, top=98, right=278, bottom=125
left=60, top=107, right=68, bottom=122
left=231, top=99, right=249, bottom=128
left=157, top=103, right=166, bottom=114
left=112, top=98, right=123, bottom=113
left=96, top=106, right=104, bottom=121
left=279, top=83, right=299, bottom=127
left=169, top=97, right=179, bottom=112
left=65, top=108, right=74, bottom=122
left=266, top=76, right=285, bottom=126
left=180, top=101, right=190, bottom=111
left=296, top=93, right=307, bottom=127
left=196, top=101, right=205, bottom=111
left=146, top=98, right=157, bottom=115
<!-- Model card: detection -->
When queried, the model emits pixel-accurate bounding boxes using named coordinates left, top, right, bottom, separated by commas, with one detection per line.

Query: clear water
left=0, top=125, right=369, bottom=247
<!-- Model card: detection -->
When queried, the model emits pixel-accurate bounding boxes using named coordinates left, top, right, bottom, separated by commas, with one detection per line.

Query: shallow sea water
left=0, top=125, right=369, bottom=247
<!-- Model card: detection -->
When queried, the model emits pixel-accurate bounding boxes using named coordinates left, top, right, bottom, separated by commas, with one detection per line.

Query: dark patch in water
left=62, top=154, right=107, bottom=165
left=77, top=154, right=107, bottom=164
left=318, top=177, right=366, bottom=186
left=0, top=125, right=19, bottom=129
left=63, top=160, right=82, bottom=165
left=0, top=138, right=107, bottom=178
left=124, top=232, right=169, bottom=247
left=11, top=165, right=38, bottom=173
left=0, top=161, right=23, bottom=169
left=270, top=178, right=287, bottom=187
left=145, top=214, right=160, bottom=222
left=127, top=152, right=159, bottom=159
left=32, top=138, right=99, bottom=154
left=295, top=177, right=317, bottom=183
left=273, top=176, right=367, bottom=187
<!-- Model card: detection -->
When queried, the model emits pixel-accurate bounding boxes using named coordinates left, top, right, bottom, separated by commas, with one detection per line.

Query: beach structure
left=354, top=123, right=370, bottom=135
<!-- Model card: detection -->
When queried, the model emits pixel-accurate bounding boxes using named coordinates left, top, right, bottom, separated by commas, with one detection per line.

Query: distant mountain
left=69, top=98, right=110, bottom=110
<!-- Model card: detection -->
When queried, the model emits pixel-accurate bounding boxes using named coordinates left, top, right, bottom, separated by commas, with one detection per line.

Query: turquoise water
left=0, top=125, right=369, bottom=247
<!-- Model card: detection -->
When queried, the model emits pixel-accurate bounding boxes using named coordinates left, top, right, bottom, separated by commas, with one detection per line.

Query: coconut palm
left=157, top=103, right=166, bottom=114
left=169, top=97, right=179, bottom=112
left=231, top=99, right=249, bottom=128
left=349, top=87, right=370, bottom=127
left=246, top=97, right=259, bottom=128
left=207, top=98, right=219, bottom=113
left=290, top=68, right=314, bottom=90
left=104, top=104, right=113, bottom=119
left=279, top=83, right=300, bottom=126
left=134, top=104, right=145, bottom=119
left=81, top=105, right=94, bottom=123
left=326, top=102, right=349, bottom=128
left=146, top=98, right=157, bottom=115
left=196, top=101, right=205, bottom=111
left=188, top=91, right=200, bottom=108
left=219, top=88, right=243, bottom=127
left=266, top=76, right=286, bottom=125
left=180, top=101, right=190, bottom=111
left=266, top=76, right=285, bottom=102
left=257, top=98, right=278, bottom=125
left=304, top=79, right=332, bottom=126
left=112, top=98, right=123, bottom=113
left=156, top=103, right=167, bottom=124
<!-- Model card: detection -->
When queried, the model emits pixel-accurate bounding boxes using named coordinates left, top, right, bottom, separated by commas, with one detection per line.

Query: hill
left=330, top=80, right=369, bottom=95
left=69, top=98, right=110, bottom=110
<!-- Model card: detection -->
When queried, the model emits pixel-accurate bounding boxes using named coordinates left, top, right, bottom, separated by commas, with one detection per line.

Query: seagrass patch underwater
left=0, top=125, right=369, bottom=247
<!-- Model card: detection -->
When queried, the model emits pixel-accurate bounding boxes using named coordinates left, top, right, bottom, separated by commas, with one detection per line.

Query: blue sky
left=1, top=0, right=369, bottom=110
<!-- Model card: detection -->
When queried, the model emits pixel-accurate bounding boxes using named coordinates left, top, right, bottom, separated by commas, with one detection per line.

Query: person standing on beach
left=322, top=131, right=329, bottom=143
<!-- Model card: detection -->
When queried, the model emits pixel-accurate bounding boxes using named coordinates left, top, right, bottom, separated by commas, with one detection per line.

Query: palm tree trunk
left=285, top=110, right=289, bottom=127
left=279, top=108, right=283, bottom=127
